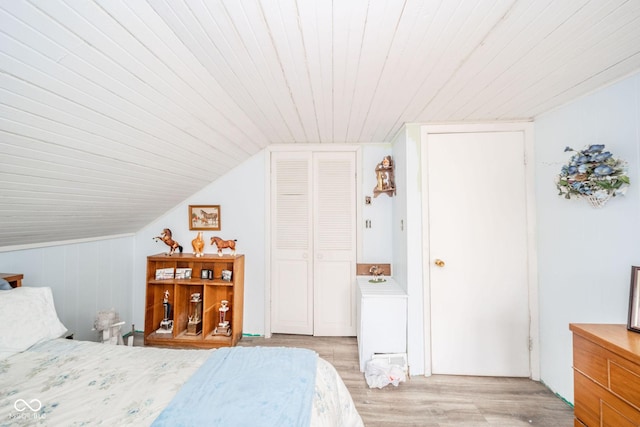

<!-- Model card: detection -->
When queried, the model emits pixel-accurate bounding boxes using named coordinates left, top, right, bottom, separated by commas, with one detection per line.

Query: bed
left=0, top=287, right=363, bottom=426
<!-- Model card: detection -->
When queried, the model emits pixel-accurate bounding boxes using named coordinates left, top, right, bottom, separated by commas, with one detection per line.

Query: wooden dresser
left=0, top=273, right=23, bottom=287
left=570, top=323, right=640, bottom=427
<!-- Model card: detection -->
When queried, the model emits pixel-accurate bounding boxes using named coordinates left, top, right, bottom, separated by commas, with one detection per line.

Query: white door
left=271, top=152, right=313, bottom=334
left=271, top=151, right=357, bottom=336
left=313, top=152, right=357, bottom=336
left=427, top=131, right=530, bottom=377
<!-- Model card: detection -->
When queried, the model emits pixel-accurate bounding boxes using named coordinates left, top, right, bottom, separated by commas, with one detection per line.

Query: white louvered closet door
left=270, top=151, right=356, bottom=336
left=312, top=152, right=357, bottom=336
left=271, top=152, right=314, bottom=334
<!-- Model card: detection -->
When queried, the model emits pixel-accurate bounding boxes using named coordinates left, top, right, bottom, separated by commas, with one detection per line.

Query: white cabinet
left=356, top=277, right=408, bottom=372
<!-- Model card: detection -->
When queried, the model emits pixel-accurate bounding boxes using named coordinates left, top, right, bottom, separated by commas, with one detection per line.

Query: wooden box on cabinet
left=144, top=253, right=244, bottom=349
left=570, top=323, right=640, bottom=427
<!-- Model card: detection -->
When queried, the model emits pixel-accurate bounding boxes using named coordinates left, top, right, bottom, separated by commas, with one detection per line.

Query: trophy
left=186, top=293, right=202, bottom=335
left=157, top=290, right=173, bottom=334
left=213, top=300, right=231, bottom=336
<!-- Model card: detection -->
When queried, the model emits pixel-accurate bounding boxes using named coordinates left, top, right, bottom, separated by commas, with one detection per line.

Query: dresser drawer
left=574, top=371, right=602, bottom=426
left=573, top=334, right=608, bottom=386
left=574, top=331, right=640, bottom=410
left=602, top=401, right=637, bottom=427
left=573, top=336, right=640, bottom=409
left=610, top=359, right=640, bottom=409
left=574, top=371, right=640, bottom=426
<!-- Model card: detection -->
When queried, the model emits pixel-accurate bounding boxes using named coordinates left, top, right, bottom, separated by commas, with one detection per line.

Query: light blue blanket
left=152, top=346, right=318, bottom=427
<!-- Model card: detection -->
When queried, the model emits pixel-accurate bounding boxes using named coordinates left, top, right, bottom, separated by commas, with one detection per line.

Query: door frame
left=264, top=144, right=363, bottom=338
left=419, top=122, right=539, bottom=380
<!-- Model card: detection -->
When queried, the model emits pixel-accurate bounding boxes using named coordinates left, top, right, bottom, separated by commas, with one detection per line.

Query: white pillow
left=0, top=286, right=68, bottom=360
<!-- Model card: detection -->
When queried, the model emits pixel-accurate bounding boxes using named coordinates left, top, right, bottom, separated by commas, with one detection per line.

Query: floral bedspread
left=0, top=339, right=362, bottom=426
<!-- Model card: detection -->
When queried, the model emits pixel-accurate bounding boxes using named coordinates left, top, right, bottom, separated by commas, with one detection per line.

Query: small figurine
left=369, top=265, right=386, bottom=282
left=376, top=168, right=384, bottom=191
left=192, top=232, right=204, bottom=257
left=210, top=236, right=237, bottom=256
left=153, top=228, right=183, bottom=255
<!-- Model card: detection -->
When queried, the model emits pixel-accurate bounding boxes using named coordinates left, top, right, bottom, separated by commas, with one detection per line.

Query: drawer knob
left=434, top=259, right=445, bottom=267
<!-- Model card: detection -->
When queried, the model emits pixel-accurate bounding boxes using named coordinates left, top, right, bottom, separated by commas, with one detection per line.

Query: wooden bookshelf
left=144, top=253, right=244, bottom=349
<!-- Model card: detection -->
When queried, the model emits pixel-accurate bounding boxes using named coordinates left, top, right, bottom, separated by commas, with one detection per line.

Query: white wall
left=391, top=124, right=426, bottom=375
left=361, top=144, right=394, bottom=264
left=0, top=237, right=134, bottom=341
left=535, top=72, right=640, bottom=403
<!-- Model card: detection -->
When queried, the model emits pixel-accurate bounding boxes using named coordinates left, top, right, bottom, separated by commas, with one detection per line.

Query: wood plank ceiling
left=2, top=0, right=640, bottom=249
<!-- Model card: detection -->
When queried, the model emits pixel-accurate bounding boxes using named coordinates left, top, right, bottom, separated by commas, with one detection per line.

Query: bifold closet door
left=270, top=151, right=356, bottom=336
left=312, top=152, right=357, bottom=336
left=271, top=151, right=314, bottom=334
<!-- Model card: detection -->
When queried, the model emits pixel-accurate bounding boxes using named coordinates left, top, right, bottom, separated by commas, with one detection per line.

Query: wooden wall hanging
left=374, top=155, right=396, bottom=197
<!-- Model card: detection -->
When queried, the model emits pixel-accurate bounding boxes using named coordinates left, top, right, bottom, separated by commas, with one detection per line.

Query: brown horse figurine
left=192, top=232, right=204, bottom=257
left=153, top=228, right=183, bottom=255
left=210, top=236, right=237, bottom=256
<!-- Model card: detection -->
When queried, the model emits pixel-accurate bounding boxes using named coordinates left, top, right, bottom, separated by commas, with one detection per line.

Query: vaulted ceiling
left=2, top=0, right=640, bottom=249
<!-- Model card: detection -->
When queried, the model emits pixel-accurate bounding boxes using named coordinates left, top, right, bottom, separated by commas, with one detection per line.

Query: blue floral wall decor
left=556, top=144, right=630, bottom=208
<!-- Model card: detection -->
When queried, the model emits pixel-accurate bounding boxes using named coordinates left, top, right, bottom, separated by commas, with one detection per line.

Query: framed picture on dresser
left=628, top=266, right=640, bottom=333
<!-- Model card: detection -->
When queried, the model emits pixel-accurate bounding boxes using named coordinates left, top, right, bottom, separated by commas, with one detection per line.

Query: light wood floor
left=238, top=334, right=575, bottom=427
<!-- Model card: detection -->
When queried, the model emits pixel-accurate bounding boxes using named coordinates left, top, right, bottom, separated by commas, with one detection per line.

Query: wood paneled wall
left=0, top=236, right=134, bottom=341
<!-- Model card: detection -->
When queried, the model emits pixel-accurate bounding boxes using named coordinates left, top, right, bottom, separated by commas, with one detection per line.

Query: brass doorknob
left=434, top=259, right=445, bottom=267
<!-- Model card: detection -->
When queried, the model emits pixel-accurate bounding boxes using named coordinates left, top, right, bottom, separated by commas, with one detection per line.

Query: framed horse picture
left=189, top=205, right=221, bottom=231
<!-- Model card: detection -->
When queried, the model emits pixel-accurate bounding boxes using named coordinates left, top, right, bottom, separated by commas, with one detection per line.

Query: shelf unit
left=144, top=253, right=244, bottom=349
left=373, top=156, right=395, bottom=198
